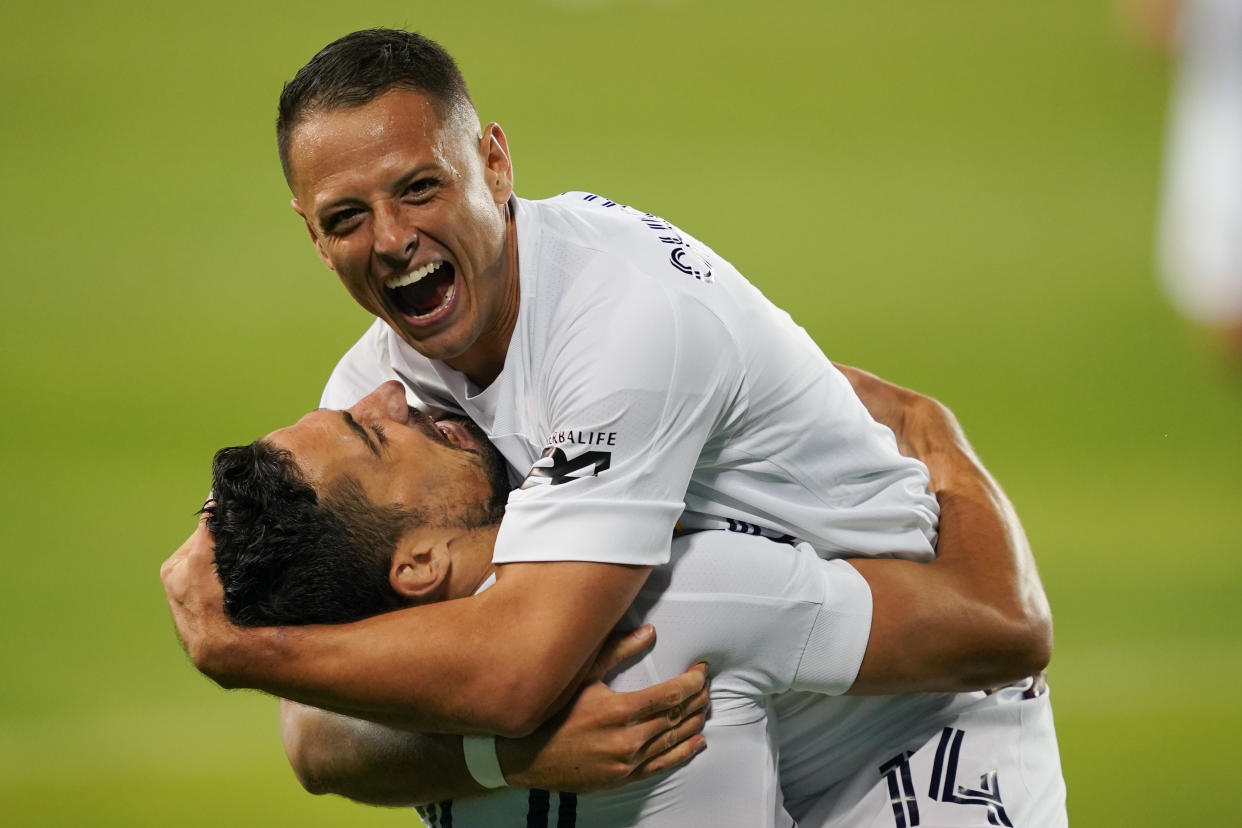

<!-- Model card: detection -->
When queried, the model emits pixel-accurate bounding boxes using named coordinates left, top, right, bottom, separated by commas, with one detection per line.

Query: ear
left=479, top=123, right=514, bottom=204
left=389, top=537, right=451, bottom=603
left=292, top=198, right=335, bottom=272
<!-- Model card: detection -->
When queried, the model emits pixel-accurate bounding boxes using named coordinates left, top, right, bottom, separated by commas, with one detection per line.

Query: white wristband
left=462, top=735, right=508, bottom=788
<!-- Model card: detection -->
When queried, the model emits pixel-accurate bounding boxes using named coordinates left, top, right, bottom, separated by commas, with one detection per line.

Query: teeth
left=386, top=261, right=443, bottom=290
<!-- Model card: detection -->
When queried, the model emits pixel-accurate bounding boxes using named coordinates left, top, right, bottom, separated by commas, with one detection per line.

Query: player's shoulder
left=523, top=192, right=720, bottom=289
left=523, top=191, right=643, bottom=238
left=518, top=193, right=746, bottom=390
left=522, top=193, right=727, bottom=325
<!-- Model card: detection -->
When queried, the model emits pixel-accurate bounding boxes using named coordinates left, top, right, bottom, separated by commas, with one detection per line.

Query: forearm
left=849, top=401, right=1052, bottom=693
left=280, top=632, right=711, bottom=805
left=283, top=705, right=573, bottom=806
left=224, top=592, right=581, bottom=735
left=197, top=562, right=649, bottom=736
left=281, top=700, right=485, bottom=806
left=836, top=368, right=1053, bottom=694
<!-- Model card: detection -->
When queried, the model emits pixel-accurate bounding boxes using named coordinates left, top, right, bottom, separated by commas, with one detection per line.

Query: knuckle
left=612, top=731, right=638, bottom=756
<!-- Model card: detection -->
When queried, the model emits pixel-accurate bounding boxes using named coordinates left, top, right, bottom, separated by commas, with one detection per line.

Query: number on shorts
left=879, top=727, right=1013, bottom=827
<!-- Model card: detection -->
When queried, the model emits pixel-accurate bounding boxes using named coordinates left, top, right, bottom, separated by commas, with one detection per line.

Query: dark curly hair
left=205, top=440, right=423, bottom=626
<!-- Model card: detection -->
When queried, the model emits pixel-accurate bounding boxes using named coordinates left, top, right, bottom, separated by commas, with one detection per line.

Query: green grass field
left=2, top=1, right=1239, bottom=825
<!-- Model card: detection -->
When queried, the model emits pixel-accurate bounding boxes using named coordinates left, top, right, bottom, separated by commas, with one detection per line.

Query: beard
left=444, top=416, right=511, bottom=529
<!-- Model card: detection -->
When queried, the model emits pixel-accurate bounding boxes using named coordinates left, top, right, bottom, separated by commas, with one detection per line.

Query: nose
left=372, top=201, right=417, bottom=265
left=351, top=381, right=410, bottom=424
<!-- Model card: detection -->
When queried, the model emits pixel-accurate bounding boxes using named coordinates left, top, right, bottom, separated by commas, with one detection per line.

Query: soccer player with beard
left=205, top=384, right=1066, bottom=826
left=162, top=28, right=1056, bottom=817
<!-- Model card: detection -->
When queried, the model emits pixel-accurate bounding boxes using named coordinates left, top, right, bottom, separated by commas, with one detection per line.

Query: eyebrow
left=340, top=411, right=382, bottom=458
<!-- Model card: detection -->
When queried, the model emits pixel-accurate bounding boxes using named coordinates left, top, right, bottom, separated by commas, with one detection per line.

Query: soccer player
left=1152, top=0, right=1242, bottom=354
left=162, top=27, right=1052, bottom=786
left=206, top=385, right=1066, bottom=827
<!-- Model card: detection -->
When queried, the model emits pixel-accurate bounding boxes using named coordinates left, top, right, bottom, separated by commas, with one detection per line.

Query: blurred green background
left=2, top=1, right=1238, bottom=825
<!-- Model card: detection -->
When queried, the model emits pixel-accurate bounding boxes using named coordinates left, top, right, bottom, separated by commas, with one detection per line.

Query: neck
left=446, top=198, right=521, bottom=388
left=446, top=525, right=501, bottom=598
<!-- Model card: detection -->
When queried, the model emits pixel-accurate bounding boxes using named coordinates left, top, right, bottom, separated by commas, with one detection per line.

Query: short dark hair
left=276, top=28, right=475, bottom=182
left=205, top=440, right=421, bottom=626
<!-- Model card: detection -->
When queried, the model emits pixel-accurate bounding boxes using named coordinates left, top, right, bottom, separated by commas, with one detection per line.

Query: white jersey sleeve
left=492, top=256, right=741, bottom=567
left=610, top=534, right=872, bottom=700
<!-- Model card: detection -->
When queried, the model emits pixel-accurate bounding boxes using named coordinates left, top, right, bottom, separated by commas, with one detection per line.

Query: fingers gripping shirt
left=322, top=193, right=939, bottom=567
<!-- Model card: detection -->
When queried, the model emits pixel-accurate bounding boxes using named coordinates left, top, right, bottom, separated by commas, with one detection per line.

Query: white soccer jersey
left=413, top=533, right=1066, bottom=828
left=323, top=192, right=939, bottom=567
left=417, top=532, right=867, bottom=827
left=1157, top=0, right=1242, bottom=324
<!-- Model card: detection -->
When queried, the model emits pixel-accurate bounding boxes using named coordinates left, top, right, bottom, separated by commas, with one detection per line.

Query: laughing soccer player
left=163, top=28, right=1060, bottom=824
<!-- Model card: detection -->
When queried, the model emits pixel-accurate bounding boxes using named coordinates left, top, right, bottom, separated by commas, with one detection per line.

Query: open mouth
left=385, top=261, right=457, bottom=320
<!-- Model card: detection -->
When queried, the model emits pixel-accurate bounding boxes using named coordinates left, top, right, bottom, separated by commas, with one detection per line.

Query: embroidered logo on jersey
left=547, top=428, right=617, bottom=447
left=520, top=446, right=612, bottom=488
left=638, top=214, right=714, bottom=282
left=577, top=193, right=715, bottom=283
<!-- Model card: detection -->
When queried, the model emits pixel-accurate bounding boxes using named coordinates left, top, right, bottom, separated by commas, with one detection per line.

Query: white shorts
left=792, top=682, right=1067, bottom=828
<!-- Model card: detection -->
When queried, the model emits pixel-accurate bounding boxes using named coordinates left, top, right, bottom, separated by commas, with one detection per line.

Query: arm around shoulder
left=836, top=365, right=1053, bottom=694
left=174, top=557, right=651, bottom=736
left=278, top=627, right=711, bottom=804
left=281, top=700, right=484, bottom=806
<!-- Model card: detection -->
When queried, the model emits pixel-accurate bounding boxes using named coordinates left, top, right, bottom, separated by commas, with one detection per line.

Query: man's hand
left=159, top=514, right=242, bottom=684
left=282, top=626, right=710, bottom=804
left=500, top=626, right=709, bottom=791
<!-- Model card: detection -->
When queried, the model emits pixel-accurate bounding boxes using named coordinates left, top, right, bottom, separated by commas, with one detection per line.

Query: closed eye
left=340, top=411, right=382, bottom=458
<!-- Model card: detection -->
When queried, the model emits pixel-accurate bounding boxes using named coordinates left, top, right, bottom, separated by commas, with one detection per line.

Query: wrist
left=493, top=734, right=533, bottom=788
left=197, top=624, right=263, bottom=690
left=462, top=735, right=508, bottom=789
